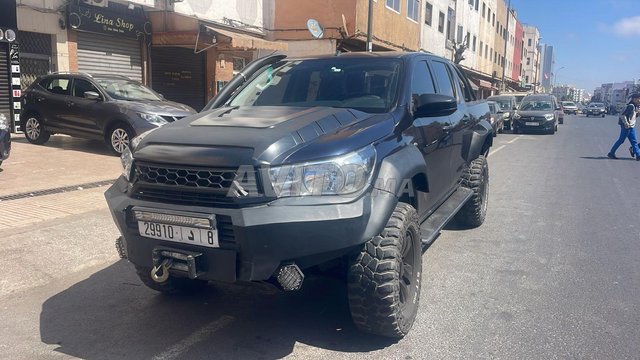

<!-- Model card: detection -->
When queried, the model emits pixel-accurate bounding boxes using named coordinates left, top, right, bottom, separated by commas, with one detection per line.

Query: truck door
left=448, top=64, right=478, bottom=182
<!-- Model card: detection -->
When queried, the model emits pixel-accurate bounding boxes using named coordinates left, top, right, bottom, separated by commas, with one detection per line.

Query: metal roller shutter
left=0, top=44, right=10, bottom=121
left=151, top=47, right=205, bottom=111
left=77, top=32, right=142, bottom=81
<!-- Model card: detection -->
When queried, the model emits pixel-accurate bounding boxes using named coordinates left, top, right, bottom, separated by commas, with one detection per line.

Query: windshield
left=94, top=77, right=162, bottom=101
left=590, top=103, right=604, bottom=107
left=228, top=58, right=401, bottom=113
left=563, top=102, right=576, bottom=107
left=493, top=100, right=512, bottom=110
left=520, top=100, right=553, bottom=111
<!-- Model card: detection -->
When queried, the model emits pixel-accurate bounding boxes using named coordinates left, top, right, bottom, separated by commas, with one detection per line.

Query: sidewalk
left=0, top=135, right=121, bottom=197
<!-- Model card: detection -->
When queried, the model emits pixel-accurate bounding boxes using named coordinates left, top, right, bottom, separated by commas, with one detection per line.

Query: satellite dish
left=307, top=19, right=324, bottom=39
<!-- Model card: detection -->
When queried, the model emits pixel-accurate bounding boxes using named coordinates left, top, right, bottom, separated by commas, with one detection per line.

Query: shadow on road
left=14, top=135, right=112, bottom=156
left=40, top=261, right=396, bottom=359
left=580, top=156, right=636, bottom=161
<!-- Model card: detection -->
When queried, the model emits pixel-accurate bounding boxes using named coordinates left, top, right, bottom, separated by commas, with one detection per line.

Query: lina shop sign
left=94, top=14, right=135, bottom=32
left=68, top=4, right=151, bottom=39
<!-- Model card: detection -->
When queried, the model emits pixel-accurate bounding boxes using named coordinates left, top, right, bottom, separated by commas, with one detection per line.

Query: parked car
left=105, top=52, right=494, bottom=339
left=487, top=94, right=517, bottom=129
left=21, top=73, right=196, bottom=155
left=487, top=101, right=505, bottom=136
left=561, top=101, right=578, bottom=115
left=0, top=113, right=10, bottom=168
left=585, top=102, right=606, bottom=117
left=500, top=91, right=531, bottom=107
left=512, top=94, right=560, bottom=134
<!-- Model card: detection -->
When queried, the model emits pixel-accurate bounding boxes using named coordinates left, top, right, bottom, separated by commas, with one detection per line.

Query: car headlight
left=121, top=146, right=134, bottom=181
left=0, top=113, right=8, bottom=131
left=545, top=114, right=555, bottom=120
left=503, top=112, right=510, bottom=118
left=268, top=145, right=376, bottom=197
left=138, top=113, right=168, bottom=126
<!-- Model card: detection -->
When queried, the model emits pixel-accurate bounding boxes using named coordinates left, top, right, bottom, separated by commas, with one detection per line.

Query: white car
left=561, top=101, right=578, bottom=115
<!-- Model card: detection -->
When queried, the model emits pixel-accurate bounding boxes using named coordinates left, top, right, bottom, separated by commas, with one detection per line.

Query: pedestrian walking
left=607, top=93, right=640, bottom=161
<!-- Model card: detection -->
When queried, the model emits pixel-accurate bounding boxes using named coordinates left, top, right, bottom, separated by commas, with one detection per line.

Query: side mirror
left=84, top=91, right=101, bottom=101
left=413, top=94, right=457, bottom=118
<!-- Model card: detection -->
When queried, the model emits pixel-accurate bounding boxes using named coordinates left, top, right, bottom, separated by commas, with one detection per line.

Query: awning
left=204, top=25, right=287, bottom=51
left=478, top=79, right=494, bottom=89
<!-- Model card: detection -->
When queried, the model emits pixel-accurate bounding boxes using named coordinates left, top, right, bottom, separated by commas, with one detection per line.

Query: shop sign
left=68, top=4, right=151, bottom=39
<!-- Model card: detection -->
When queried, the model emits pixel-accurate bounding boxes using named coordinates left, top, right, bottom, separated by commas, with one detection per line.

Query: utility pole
left=500, top=0, right=512, bottom=92
left=367, top=0, right=374, bottom=52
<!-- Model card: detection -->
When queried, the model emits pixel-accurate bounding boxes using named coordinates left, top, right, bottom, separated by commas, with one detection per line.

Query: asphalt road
left=1, top=114, right=639, bottom=359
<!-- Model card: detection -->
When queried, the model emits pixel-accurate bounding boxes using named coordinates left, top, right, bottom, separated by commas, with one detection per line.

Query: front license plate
left=138, top=221, right=219, bottom=247
left=525, top=122, right=539, bottom=126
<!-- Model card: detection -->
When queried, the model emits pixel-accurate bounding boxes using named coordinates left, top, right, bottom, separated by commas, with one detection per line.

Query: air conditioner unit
left=82, top=0, right=109, bottom=7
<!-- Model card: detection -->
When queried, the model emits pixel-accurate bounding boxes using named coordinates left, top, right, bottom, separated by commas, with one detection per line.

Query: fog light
left=276, top=263, right=304, bottom=291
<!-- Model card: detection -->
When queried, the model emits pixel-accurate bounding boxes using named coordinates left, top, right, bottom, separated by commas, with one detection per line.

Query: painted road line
left=489, top=145, right=507, bottom=156
left=507, top=137, right=520, bottom=144
left=152, top=316, right=235, bottom=360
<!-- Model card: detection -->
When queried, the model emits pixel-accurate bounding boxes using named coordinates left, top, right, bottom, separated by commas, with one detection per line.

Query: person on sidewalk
left=607, top=93, right=640, bottom=161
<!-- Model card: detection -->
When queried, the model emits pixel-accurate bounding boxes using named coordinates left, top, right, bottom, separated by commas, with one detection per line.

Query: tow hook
left=151, top=259, right=173, bottom=283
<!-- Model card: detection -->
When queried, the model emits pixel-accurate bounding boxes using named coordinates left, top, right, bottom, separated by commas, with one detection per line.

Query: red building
left=512, top=18, right=524, bottom=84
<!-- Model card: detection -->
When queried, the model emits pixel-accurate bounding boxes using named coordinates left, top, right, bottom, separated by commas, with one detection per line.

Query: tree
left=453, top=33, right=470, bottom=64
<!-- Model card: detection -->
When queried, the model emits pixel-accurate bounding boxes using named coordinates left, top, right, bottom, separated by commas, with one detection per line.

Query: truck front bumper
left=105, top=177, right=388, bottom=282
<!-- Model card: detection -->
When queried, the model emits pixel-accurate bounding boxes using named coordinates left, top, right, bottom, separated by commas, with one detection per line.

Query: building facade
left=522, top=25, right=540, bottom=91
left=539, top=43, right=555, bottom=93
left=1, top=0, right=20, bottom=132
left=512, top=15, right=523, bottom=84
left=421, top=0, right=455, bottom=59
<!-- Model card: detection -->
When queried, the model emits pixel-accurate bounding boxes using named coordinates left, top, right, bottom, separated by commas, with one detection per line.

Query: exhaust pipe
left=276, top=263, right=304, bottom=291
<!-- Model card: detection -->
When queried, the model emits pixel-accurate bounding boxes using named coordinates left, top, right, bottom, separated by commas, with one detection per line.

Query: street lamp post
left=366, top=0, right=374, bottom=52
left=553, top=66, right=565, bottom=92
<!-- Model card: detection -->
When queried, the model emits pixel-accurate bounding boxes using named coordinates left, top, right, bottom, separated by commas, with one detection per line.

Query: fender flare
left=362, top=146, right=428, bottom=240
left=465, top=119, right=493, bottom=161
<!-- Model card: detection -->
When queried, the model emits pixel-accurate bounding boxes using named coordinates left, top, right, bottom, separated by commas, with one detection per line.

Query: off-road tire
left=347, top=202, right=422, bottom=339
left=455, top=155, right=489, bottom=228
left=135, top=265, right=208, bottom=294
left=23, top=114, right=51, bottom=145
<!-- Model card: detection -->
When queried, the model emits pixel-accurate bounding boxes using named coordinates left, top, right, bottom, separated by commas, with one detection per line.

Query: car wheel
left=602, top=114, right=605, bottom=118
left=455, top=155, right=489, bottom=228
left=107, top=123, right=134, bottom=155
left=24, top=115, right=51, bottom=145
left=135, top=265, right=208, bottom=294
left=347, top=202, right=422, bottom=339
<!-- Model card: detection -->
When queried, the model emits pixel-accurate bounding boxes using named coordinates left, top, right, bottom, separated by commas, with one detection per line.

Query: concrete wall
left=16, top=0, right=70, bottom=71
left=421, top=0, right=452, bottom=58
left=354, top=0, right=420, bottom=51
left=174, top=0, right=266, bottom=34
left=457, top=0, right=481, bottom=70
left=271, top=0, right=356, bottom=41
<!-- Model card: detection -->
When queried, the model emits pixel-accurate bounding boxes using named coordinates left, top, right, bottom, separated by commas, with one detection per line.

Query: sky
left=510, top=0, right=640, bottom=93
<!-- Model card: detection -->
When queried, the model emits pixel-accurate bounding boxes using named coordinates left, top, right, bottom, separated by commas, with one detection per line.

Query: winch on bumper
left=105, top=177, right=385, bottom=284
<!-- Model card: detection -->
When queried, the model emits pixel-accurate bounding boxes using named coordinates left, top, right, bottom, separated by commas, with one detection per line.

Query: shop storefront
left=67, top=2, right=151, bottom=82
left=148, top=11, right=287, bottom=110
left=1, top=2, right=21, bottom=133
left=18, top=31, right=52, bottom=89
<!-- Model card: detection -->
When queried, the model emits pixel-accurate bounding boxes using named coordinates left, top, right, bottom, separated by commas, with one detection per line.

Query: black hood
left=133, top=106, right=393, bottom=167
left=114, top=99, right=196, bottom=116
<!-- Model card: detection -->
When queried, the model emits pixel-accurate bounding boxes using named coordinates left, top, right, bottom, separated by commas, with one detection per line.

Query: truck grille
left=135, top=163, right=258, bottom=192
left=132, top=162, right=265, bottom=208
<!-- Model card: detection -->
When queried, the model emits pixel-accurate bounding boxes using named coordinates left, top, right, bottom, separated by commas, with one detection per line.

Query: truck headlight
left=545, top=114, right=555, bottom=120
left=268, top=145, right=376, bottom=197
left=0, top=113, right=8, bottom=131
left=121, top=146, right=134, bottom=181
left=138, top=113, right=168, bottom=126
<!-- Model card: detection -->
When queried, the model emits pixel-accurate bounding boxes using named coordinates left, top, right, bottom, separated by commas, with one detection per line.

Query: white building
left=420, top=0, right=454, bottom=59
left=522, top=24, right=540, bottom=91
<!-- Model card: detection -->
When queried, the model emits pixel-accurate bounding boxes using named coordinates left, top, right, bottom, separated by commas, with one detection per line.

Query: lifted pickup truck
left=105, top=52, right=493, bottom=338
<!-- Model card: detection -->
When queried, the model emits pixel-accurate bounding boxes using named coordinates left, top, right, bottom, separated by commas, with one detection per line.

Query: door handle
left=36, top=97, right=45, bottom=102
left=66, top=101, right=75, bottom=107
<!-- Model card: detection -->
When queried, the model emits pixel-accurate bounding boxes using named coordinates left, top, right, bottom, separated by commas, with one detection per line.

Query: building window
left=526, top=75, right=529, bottom=82
left=485, top=44, right=488, bottom=58
left=468, top=0, right=474, bottom=7
left=407, top=0, right=419, bottom=21
left=528, top=38, right=532, bottom=47
left=438, top=11, right=445, bottom=33
left=497, top=22, right=500, bottom=34
left=482, top=2, right=486, bottom=17
left=492, top=13, right=495, bottom=26
left=457, top=26, right=464, bottom=43
left=479, top=41, right=483, bottom=56
left=425, top=2, right=433, bottom=26
left=487, top=9, right=491, bottom=23
left=527, top=57, right=531, bottom=65
left=472, top=35, right=477, bottom=52
left=446, top=7, right=455, bottom=42
left=386, top=0, right=401, bottom=13
left=233, top=57, right=246, bottom=74
left=475, top=0, right=479, bottom=11
left=490, top=49, right=493, bottom=62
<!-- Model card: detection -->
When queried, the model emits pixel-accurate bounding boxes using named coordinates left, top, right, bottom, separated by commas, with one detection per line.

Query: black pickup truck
left=105, top=52, right=493, bottom=338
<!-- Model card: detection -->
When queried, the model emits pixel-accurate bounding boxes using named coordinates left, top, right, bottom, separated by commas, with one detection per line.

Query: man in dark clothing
left=607, top=94, right=640, bottom=161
